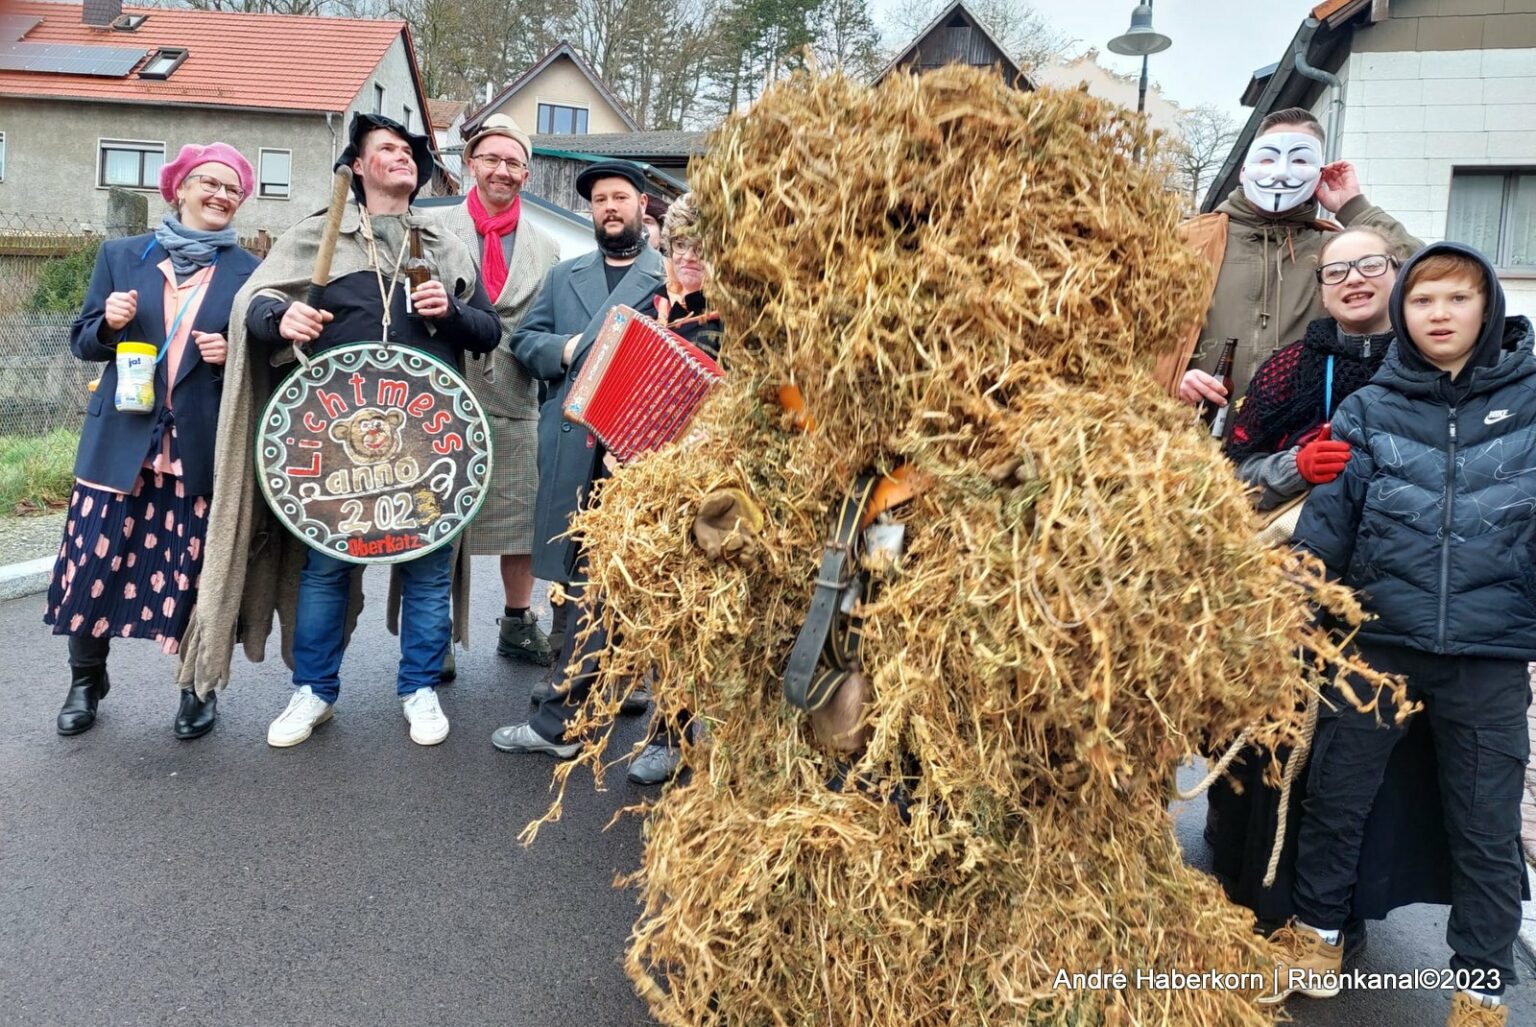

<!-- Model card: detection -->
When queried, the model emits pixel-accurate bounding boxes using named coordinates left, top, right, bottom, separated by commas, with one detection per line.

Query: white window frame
left=374, top=83, right=386, bottom=115
left=258, top=147, right=291, bottom=200
left=1447, top=167, right=1536, bottom=277
left=0, top=132, right=6, bottom=182
left=402, top=104, right=413, bottom=133
left=97, top=138, right=165, bottom=190
left=536, top=102, right=589, bottom=135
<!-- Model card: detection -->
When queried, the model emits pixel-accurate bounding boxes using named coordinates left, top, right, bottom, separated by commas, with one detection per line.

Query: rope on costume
left=1174, top=726, right=1252, bottom=802
left=1264, top=686, right=1321, bottom=889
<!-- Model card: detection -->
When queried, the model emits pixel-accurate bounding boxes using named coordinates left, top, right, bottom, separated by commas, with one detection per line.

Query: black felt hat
left=336, top=112, right=435, bottom=202
left=576, top=160, right=648, bottom=200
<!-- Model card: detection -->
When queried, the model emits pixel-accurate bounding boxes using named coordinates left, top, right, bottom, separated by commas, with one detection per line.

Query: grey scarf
left=155, top=211, right=238, bottom=275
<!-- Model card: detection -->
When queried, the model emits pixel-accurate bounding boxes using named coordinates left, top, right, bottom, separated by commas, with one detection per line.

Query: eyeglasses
left=667, top=237, right=702, bottom=258
left=472, top=155, right=528, bottom=173
left=1316, top=253, right=1397, bottom=286
left=186, top=174, right=245, bottom=201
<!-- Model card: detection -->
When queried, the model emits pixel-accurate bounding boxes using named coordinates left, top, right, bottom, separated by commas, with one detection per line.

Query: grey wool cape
left=175, top=200, right=486, bottom=694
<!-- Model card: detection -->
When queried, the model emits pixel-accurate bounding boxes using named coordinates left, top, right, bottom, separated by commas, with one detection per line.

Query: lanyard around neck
left=160, top=260, right=215, bottom=364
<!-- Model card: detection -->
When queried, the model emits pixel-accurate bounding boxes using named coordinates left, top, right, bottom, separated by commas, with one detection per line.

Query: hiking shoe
left=1448, top=991, right=1508, bottom=1026
left=490, top=721, right=580, bottom=759
left=619, top=683, right=652, bottom=716
left=1257, top=921, right=1343, bottom=1005
left=626, top=742, right=682, bottom=785
left=497, top=611, right=553, bottom=666
left=439, top=646, right=456, bottom=684
left=268, top=686, right=333, bottom=748
left=402, top=686, right=449, bottom=746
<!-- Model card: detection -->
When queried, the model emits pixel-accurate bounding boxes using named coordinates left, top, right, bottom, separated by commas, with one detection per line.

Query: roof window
left=138, top=46, right=187, bottom=79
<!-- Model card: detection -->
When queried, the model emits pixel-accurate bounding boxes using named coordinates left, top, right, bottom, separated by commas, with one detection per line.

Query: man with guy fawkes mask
left=493, top=160, right=667, bottom=759
left=1158, top=108, right=1421, bottom=412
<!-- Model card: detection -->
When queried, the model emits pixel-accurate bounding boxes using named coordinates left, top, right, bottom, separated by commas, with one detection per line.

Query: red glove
left=1295, top=424, right=1352, bottom=484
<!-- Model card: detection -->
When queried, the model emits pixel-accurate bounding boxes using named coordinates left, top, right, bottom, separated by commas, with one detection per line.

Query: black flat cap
left=576, top=160, right=648, bottom=200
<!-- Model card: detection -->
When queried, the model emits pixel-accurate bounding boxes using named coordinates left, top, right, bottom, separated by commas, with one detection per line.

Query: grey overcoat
left=511, top=246, right=666, bottom=581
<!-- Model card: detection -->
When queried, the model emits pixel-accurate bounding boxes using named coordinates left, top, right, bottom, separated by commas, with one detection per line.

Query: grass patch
left=0, top=429, right=78, bottom=514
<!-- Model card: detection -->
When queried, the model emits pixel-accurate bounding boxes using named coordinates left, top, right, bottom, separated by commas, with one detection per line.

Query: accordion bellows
left=563, top=305, right=724, bottom=462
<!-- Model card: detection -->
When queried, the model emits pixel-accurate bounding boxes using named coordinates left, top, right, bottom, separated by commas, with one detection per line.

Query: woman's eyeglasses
left=667, top=237, right=702, bottom=258
left=1316, top=253, right=1397, bottom=286
left=187, top=174, right=245, bottom=201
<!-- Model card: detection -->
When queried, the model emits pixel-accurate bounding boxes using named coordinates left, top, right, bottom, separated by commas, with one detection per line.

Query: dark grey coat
left=511, top=247, right=666, bottom=581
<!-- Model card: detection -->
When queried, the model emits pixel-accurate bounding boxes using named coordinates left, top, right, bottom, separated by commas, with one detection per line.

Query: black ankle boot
left=174, top=688, right=217, bottom=740
left=57, top=664, right=110, bottom=736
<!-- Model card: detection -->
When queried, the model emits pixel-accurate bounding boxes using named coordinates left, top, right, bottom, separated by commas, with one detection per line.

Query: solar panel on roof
left=0, top=16, right=42, bottom=39
left=0, top=41, right=146, bottom=76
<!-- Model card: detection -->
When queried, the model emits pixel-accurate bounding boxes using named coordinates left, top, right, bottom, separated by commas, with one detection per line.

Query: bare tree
left=812, top=0, right=882, bottom=79
left=1171, top=104, right=1240, bottom=213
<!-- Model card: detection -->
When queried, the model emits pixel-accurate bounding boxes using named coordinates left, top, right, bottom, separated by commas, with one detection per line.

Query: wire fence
left=0, top=208, right=270, bottom=438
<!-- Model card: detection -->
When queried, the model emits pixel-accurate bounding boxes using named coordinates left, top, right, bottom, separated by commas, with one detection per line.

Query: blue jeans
left=290, top=546, right=455, bottom=703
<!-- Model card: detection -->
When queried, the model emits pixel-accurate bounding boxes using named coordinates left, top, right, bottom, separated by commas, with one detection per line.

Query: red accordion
left=563, top=304, right=724, bottom=462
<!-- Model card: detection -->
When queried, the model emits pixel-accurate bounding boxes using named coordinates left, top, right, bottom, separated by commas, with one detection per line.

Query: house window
left=537, top=103, right=588, bottom=135
left=259, top=148, right=291, bottom=199
left=1447, top=170, right=1536, bottom=270
left=0, top=132, right=6, bottom=181
left=138, top=47, right=188, bottom=79
left=402, top=105, right=413, bottom=133
left=374, top=84, right=385, bottom=115
left=99, top=139, right=164, bottom=190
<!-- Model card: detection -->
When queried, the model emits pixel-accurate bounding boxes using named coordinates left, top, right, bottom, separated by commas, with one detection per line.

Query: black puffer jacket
left=1294, top=242, right=1536, bottom=659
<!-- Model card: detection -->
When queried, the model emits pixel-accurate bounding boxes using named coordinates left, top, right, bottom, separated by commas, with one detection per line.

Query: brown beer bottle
left=404, top=226, right=433, bottom=314
left=1202, top=338, right=1238, bottom=439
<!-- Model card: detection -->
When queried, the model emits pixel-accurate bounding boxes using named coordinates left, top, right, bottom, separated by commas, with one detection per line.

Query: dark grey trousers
left=1292, top=641, right=1529, bottom=991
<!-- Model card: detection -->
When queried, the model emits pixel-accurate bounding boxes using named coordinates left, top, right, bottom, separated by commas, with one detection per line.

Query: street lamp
left=1108, top=1, right=1173, bottom=118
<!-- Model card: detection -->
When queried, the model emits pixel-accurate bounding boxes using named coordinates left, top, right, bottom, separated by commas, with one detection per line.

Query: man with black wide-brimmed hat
left=228, top=112, right=501, bottom=750
left=492, top=158, right=666, bottom=759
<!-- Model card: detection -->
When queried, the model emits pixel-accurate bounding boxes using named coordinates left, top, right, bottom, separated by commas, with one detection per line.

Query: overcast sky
left=878, top=1, right=1321, bottom=124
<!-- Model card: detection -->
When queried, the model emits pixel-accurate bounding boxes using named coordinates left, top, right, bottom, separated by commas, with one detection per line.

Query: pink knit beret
left=159, top=142, right=256, bottom=204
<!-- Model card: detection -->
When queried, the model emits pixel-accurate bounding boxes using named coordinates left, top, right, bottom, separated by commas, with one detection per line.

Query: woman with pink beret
left=47, top=142, right=261, bottom=740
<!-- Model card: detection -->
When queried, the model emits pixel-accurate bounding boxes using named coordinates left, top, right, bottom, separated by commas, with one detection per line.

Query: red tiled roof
left=0, top=0, right=407, bottom=113
left=426, top=97, right=465, bottom=130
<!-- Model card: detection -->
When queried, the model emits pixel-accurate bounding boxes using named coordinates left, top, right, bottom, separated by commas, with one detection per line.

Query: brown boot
left=1448, top=991, right=1508, bottom=1026
left=1256, top=921, right=1342, bottom=1005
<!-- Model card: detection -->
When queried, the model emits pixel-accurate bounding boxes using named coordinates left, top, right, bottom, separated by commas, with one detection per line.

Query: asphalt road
left=0, top=555, right=1531, bottom=1026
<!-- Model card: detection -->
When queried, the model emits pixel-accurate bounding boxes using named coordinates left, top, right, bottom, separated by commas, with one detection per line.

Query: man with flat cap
left=192, top=112, right=500, bottom=749
left=493, top=159, right=665, bottom=758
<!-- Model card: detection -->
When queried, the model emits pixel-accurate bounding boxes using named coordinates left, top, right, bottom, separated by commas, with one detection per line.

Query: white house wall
left=1324, top=46, right=1536, bottom=321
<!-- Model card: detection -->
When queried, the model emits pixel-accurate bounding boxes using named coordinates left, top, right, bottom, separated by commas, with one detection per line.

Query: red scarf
left=466, top=187, right=521, bottom=300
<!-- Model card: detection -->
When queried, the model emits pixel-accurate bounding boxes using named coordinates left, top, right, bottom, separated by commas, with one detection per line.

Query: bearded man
left=1159, top=108, right=1420, bottom=410
left=493, top=160, right=666, bottom=758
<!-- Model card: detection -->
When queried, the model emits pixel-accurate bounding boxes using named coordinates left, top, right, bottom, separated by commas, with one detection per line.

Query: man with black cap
left=236, top=113, right=501, bottom=749
left=492, top=159, right=665, bottom=758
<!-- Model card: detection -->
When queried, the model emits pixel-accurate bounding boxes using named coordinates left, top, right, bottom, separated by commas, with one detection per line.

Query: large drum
left=257, top=343, right=492, bottom=564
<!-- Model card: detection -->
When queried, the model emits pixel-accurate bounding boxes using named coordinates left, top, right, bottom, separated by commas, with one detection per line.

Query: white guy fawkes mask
left=1240, top=131, right=1323, bottom=214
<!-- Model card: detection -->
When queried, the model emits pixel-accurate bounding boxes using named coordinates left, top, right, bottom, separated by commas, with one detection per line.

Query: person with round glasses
left=47, top=142, right=261, bottom=740
left=1203, top=225, right=1452, bottom=954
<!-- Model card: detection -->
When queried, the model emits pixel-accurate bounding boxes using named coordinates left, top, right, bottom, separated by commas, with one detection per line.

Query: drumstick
left=305, top=167, right=353, bottom=311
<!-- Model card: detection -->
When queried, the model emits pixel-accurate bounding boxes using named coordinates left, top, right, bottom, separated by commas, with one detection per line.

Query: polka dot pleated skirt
left=43, top=469, right=210, bottom=655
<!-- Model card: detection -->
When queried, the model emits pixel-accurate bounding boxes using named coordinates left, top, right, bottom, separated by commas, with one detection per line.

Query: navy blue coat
left=1295, top=246, right=1536, bottom=660
left=70, top=233, right=260, bottom=496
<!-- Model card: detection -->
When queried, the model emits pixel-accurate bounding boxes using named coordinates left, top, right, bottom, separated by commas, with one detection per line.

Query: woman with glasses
left=47, top=142, right=261, bottom=740
left=1205, top=224, right=1451, bottom=948
left=626, top=193, right=722, bottom=786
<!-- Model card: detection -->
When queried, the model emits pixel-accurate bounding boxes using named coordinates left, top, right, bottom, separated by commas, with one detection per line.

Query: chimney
left=83, top=0, right=123, bottom=27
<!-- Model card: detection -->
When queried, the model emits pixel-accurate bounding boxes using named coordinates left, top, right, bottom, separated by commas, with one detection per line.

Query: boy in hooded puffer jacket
left=1260, top=243, right=1535, bottom=1027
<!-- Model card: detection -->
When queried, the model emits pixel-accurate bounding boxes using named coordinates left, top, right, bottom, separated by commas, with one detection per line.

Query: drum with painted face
left=256, top=343, right=492, bottom=564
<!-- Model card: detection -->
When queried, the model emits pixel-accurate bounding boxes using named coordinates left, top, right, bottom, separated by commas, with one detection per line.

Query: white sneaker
left=267, top=685, right=333, bottom=748
left=402, top=686, right=449, bottom=746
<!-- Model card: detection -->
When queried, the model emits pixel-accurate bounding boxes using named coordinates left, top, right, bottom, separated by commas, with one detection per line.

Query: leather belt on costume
left=782, top=466, right=917, bottom=712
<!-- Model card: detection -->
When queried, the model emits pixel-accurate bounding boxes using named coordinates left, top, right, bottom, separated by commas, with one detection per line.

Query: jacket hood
left=1387, top=242, right=1513, bottom=388
left=1215, top=187, right=1321, bottom=229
